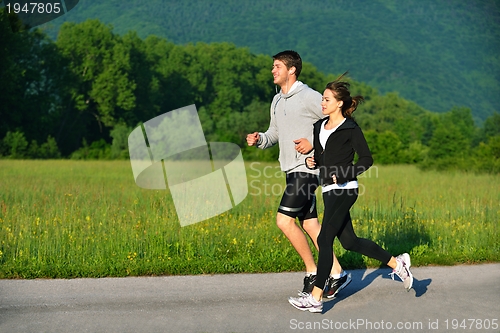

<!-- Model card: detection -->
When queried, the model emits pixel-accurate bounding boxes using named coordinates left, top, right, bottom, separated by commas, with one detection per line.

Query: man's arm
left=293, top=89, right=322, bottom=154
left=293, top=138, right=313, bottom=154
left=256, top=103, right=279, bottom=149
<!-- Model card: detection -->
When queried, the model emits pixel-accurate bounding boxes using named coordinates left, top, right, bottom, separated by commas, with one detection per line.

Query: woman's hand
left=305, top=156, right=316, bottom=169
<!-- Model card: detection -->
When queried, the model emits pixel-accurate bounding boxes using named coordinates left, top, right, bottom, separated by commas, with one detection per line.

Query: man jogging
left=246, top=50, right=350, bottom=297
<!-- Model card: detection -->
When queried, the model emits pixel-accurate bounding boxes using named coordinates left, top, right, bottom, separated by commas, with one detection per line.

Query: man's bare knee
left=301, top=218, right=320, bottom=233
left=276, top=213, right=295, bottom=231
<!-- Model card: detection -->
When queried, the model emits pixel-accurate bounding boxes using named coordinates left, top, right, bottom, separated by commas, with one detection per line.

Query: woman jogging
left=288, top=74, right=413, bottom=313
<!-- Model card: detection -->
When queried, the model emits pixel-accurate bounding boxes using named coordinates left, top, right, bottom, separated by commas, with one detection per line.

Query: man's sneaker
left=298, top=274, right=317, bottom=295
left=389, top=253, right=413, bottom=291
left=324, top=272, right=352, bottom=298
left=288, top=293, right=323, bottom=313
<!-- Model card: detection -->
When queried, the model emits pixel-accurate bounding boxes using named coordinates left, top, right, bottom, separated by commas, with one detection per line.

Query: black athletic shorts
left=277, top=172, right=319, bottom=220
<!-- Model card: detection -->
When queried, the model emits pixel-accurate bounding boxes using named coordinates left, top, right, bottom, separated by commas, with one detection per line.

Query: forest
left=1, top=10, right=499, bottom=173
left=35, top=0, right=500, bottom=123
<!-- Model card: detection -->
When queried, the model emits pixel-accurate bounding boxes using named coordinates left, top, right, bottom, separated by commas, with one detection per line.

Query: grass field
left=0, top=160, right=498, bottom=279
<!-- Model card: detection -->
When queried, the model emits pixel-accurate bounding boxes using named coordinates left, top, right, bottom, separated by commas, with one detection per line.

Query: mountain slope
left=38, top=0, right=500, bottom=122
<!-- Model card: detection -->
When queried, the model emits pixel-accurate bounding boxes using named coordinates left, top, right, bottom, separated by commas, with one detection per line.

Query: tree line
left=1, top=13, right=499, bottom=173
left=39, top=0, right=500, bottom=122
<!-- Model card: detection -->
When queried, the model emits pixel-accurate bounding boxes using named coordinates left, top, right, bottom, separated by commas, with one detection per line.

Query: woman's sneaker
left=324, top=272, right=352, bottom=298
left=389, top=253, right=413, bottom=291
left=288, top=293, right=323, bottom=313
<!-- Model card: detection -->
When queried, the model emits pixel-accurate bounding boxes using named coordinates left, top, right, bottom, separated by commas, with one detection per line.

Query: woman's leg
left=337, top=213, right=392, bottom=265
left=336, top=208, right=413, bottom=290
left=312, top=189, right=357, bottom=298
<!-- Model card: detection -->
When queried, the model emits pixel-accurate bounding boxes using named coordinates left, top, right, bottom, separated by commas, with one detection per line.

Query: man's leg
left=276, top=212, right=316, bottom=273
left=277, top=172, right=343, bottom=274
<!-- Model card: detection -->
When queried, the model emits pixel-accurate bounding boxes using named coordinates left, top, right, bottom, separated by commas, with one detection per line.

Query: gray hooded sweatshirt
left=257, top=82, right=323, bottom=174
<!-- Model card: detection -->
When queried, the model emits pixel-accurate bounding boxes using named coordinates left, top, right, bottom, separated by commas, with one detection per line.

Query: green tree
left=55, top=19, right=136, bottom=153
left=473, top=135, right=500, bottom=173
left=0, top=8, right=66, bottom=150
left=364, top=130, right=402, bottom=164
left=110, top=123, right=132, bottom=159
left=357, top=92, right=427, bottom=147
left=399, top=141, right=429, bottom=164
left=142, top=35, right=196, bottom=115
left=70, top=139, right=111, bottom=160
left=474, top=112, right=500, bottom=146
left=3, top=131, right=28, bottom=159
left=441, top=107, right=475, bottom=145
left=427, top=123, right=468, bottom=160
left=419, top=107, right=475, bottom=170
left=483, top=112, right=500, bottom=138
left=39, top=136, right=61, bottom=159
left=25, top=136, right=61, bottom=159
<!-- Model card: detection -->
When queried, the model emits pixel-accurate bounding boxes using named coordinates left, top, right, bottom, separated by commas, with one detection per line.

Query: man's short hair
left=273, top=50, right=302, bottom=78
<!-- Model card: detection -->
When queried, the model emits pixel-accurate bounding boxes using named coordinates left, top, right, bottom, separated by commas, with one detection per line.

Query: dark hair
left=272, top=50, right=302, bottom=78
left=325, top=71, right=364, bottom=118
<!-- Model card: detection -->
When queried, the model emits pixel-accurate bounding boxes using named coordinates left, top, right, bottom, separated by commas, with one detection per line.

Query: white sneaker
left=288, top=293, right=323, bottom=313
left=389, top=253, right=413, bottom=291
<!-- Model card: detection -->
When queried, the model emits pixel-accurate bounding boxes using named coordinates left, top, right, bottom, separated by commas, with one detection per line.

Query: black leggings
left=314, top=189, right=392, bottom=289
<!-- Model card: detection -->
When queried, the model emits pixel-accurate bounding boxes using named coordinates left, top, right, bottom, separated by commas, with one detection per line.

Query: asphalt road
left=1, top=263, right=499, bottom=333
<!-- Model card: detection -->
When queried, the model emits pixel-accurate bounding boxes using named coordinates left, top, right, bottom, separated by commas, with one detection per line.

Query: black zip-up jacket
left=308, top=117, right=373, bottom=186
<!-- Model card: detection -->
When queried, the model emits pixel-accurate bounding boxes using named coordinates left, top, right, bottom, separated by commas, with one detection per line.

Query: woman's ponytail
left=344, top=95, right=364, bottom=118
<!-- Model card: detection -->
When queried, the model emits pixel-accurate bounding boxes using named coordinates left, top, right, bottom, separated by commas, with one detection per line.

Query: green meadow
left=0, top=160, right=498, bottom=279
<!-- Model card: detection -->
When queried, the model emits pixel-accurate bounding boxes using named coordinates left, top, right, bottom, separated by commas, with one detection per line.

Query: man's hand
left=246, top=132, right=260, bottom=146
left=293, top=138, right=313, bottom=154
